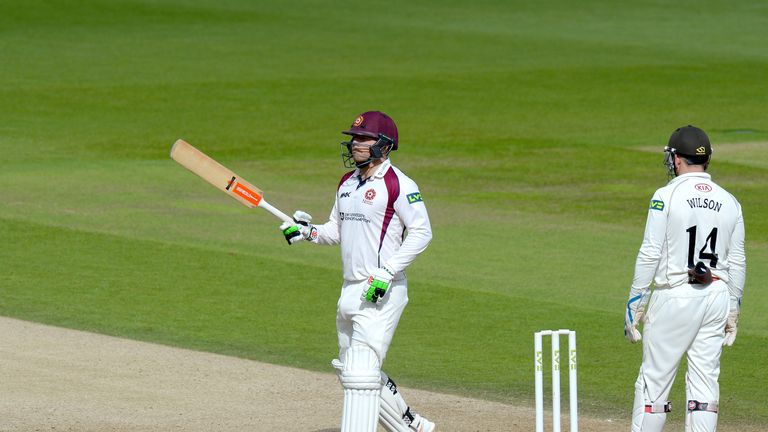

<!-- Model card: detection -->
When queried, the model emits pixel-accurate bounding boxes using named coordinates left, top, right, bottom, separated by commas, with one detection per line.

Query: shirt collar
left=371, top=159, right=391, bottom=178
left=668, top=172, right=711, bottom=185
left=353, top=159, right=391, bottom=180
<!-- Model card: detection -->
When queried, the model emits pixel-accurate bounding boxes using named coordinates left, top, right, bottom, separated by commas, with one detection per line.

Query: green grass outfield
left=1, top=0, right=767, bottom=426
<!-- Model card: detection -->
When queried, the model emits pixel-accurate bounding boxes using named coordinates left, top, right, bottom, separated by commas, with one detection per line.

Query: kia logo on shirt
left=340, top=192, right=351, bottom=198
left=695, top=183, right=713, bottom=192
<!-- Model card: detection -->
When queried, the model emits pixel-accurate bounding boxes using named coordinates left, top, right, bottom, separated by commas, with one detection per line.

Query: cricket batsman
left=624, top=125, right=746, bottom=432
left=279, top=111, right=436, bottom=432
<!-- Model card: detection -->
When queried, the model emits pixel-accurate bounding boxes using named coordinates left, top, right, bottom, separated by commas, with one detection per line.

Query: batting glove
left=280, top=210, right=316, bottom=245
left=362, top=268, right=394, bottom=303
left=723, top=295, right=740, bottom=347
left=624, top=291, right=649, bottom=343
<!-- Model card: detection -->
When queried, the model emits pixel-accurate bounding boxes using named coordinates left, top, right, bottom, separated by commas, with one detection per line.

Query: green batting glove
left=279, top=210, right=316, bottom=245
left=280, top=221, right=303, bottom=244
left=362, top=268, right=394, bottom=303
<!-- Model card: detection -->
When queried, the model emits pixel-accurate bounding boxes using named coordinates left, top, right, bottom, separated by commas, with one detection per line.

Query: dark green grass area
left=1, top=0, right=767, bottom=425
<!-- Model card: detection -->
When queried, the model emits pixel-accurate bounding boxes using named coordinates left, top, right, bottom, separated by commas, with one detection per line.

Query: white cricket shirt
left=631, top=172, right=746, bottom=298
left=312, top=159, right=432, bottom=282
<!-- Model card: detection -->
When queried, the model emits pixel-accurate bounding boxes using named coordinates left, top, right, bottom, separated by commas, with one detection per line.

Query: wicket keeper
left=624, top=126, right=746, bottom=432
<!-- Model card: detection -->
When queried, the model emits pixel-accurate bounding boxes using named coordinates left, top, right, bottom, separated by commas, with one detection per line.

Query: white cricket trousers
left=631, top=281, right=729, bottom=432
left=336, top=278, right=408, bottom=364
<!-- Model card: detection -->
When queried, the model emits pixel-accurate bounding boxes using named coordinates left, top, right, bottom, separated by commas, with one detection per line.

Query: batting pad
left=378, top=372, right=411, bottom=432
left=340, top=344, right=381, bottom=432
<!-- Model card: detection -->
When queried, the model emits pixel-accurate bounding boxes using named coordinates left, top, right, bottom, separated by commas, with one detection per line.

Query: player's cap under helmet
left=341, top=111, right=399, bottom=168
left=664, top=125, right=712, bottom=176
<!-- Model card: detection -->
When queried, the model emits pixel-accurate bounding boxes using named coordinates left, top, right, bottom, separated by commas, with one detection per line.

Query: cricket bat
left=170, top=139, right=293, bottom=224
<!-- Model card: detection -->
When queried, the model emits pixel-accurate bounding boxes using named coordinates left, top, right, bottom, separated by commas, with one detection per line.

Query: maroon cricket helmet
left=342, top=111, right=398, bottom=150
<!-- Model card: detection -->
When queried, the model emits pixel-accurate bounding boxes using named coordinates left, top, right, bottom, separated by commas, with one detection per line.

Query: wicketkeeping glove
left=362, top=268, right=394, bottom=303
left=280, top=210, right=316, bottom=245
left=723, top=295, right=740, bottom=347
left=624, top=291, right=650, bottom=343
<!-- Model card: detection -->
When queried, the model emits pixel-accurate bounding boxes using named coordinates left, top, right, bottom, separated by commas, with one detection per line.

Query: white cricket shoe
left=411, top=414, right=436, bottom=432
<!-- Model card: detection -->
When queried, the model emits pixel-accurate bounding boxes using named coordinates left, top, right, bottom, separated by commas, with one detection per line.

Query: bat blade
left=170, top=139, right=292, bottom=223
left=170, top=139, right=262, bottom=208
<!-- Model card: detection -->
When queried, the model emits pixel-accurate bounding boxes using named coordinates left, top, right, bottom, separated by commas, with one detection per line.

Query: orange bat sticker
left=233, top=182, right=263, bottom=206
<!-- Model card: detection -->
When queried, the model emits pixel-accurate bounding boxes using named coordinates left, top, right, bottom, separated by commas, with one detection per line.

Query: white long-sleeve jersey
left=311, top=160, right=432, bottom=282
left=630, top=172, right=746, bottom=300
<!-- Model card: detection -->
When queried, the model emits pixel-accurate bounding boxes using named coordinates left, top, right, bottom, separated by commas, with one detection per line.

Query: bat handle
left=258, top=199, right=294, bottom=224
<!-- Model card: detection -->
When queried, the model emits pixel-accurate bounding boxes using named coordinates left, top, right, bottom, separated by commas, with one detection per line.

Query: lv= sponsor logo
left=407, top=192, right=423, bottom=204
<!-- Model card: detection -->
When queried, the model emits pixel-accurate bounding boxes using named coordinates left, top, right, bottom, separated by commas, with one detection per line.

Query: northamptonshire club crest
left=363, top=188, right=376, bottom=204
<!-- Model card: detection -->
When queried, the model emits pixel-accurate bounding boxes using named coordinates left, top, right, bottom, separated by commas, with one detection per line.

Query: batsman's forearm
left=314, top=221, right=341, bottom=245
left=312, top=203, right=341, bottom=245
